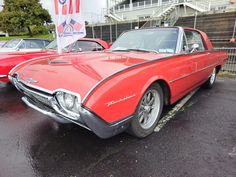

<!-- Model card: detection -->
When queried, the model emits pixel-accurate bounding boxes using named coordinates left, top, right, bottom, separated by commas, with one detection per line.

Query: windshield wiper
left=111, top=48, right=159, bottom=54
left=126, top=48, right=159, bottom=54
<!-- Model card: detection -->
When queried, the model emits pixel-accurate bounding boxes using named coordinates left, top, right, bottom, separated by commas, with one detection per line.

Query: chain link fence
left=215, top=47, right=236, bottom=73
left=86, top=21, right=146, bottom=42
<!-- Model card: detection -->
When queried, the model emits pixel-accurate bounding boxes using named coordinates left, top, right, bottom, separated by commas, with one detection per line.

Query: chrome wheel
left=210, top=68, right=216, bottom=85
left=138, top=89, right=161, bottom=130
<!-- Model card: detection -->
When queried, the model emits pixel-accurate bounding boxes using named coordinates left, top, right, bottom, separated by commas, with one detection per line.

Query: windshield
left=45, top=40, right=57, bottom=50
left=45, top=40, right=70, bottom=51
left=111, top=28, right=179, bottom=54
left=2, top=39, right=21, bottom=48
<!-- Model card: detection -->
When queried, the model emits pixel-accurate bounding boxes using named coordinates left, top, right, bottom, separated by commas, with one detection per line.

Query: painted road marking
left=154, top=88, right=199, bottom=132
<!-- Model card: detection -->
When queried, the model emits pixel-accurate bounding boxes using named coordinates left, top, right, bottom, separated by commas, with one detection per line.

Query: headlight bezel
left=54, top=89, right=82, bottom=117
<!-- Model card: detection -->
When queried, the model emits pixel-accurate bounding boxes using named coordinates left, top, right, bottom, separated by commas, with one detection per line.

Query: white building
left=105, top=0, right=236, bottom=24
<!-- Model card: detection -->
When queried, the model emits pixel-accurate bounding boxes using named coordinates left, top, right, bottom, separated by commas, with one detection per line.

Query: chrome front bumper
left=22, top=96, right=71, bottom=124
left=22, top=96, right=91, bottom=130
left=11, top=75, right=133, bottom=138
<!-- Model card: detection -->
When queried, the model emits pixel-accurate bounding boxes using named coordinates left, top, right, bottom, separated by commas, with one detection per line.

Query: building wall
left=115, top=5, right=200, bottom=21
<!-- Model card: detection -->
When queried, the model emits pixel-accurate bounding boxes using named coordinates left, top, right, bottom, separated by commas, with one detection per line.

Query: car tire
left=127, top=83, right=164, bottom=138
left=204, top=67, right=217, bottom=89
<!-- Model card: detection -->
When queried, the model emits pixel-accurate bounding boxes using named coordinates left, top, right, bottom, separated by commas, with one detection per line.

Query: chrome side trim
left=169, top=64, right=217, bottom=84
left=0, top=75, right=7, bottom=78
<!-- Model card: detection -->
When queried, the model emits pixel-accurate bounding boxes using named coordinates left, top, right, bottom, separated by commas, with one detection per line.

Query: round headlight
left=64, top=93, right=75, bottom=110
left=55, top=91, right=81, bottom=116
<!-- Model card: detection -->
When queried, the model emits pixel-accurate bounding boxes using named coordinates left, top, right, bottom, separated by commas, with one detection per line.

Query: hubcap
left=138, top=89, right=161, bottom=129
left=210, top=68, right=216, bottom=85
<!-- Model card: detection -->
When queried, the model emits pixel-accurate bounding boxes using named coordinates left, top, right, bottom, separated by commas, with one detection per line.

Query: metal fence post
left=92, top=25, right=95, bottom=38
left=100, top=25, right=103, bottom=40
left=116, top=23, right=118, bottom=40
left=110, top=22, right=113, bottom=42
left=194, top=11, right=198, bottom=29
left=232, top=19, right=236, bottom=39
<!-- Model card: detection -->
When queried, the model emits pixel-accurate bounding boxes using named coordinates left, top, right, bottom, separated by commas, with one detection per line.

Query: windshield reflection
left=111, top=28, right=179, bottom=54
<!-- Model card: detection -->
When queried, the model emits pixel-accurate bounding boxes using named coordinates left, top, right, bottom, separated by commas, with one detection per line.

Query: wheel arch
left=155, top=79, right=171, bottom=106
left=141, top=77, right=171, bottom=106
left=216, top=65, right=222, bottom=74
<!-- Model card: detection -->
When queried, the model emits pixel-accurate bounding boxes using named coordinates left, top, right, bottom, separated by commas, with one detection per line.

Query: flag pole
left=55, top=27, right=62, bottom=54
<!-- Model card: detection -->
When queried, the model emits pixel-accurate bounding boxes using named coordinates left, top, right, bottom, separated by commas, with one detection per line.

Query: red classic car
left=9, top=27, right=228, bottom=138
left=0, top=38, right=109, bottom=83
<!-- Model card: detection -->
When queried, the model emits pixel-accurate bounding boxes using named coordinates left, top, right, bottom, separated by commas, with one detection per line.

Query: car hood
left=15, top=51, right=173, bottom=99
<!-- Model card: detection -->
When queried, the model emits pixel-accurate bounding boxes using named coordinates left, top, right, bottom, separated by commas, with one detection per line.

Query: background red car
left=0, top=38, right=109, bottom=83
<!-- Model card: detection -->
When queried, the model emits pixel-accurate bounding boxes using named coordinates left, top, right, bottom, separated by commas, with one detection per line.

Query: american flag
left=54, top=0, right=80, bottom=15
left=57, top=21, right=66, bottom=34
left=53, top=0, right=86, bottom=53
left=70, top=19, right=82, bottom=31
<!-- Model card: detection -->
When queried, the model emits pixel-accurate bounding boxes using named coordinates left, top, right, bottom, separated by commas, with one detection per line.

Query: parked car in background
left=0, top=41, right=6, bottom=47
left=0, top=38, right=109, bottom=83
left=45, top=38, right=109, bottom=52
left=0, top=38, right=51, bottom=52
left=9, top=27, right=228, bottom=138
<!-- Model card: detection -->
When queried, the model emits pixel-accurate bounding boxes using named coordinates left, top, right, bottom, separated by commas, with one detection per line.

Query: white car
left=0, top=38, right=50, bottom=52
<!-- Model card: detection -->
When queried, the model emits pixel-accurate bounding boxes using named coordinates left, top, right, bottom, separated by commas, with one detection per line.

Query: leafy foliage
left=0, top=0, right=52, bottom=36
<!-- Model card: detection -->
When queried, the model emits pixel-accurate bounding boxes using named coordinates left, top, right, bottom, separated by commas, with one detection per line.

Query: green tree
left=0, top=0, right=52, bottom=36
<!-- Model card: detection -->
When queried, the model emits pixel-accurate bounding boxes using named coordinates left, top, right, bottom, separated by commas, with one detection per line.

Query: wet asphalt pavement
left=0, top=79, right=235, bottom=177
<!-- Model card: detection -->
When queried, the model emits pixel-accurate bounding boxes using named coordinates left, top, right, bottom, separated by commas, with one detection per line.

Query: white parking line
left=154, top=88, right=199, bottom=132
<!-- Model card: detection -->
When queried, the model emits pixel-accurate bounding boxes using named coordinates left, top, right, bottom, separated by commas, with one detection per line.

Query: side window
left=73, top=41, right=104, bottom=51
left=184, top=30, right=205, bottom=52
left=23, top=40, right=45, bottom=49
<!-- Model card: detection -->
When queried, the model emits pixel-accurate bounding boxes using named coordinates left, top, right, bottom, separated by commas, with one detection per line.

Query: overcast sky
left=40, top=0, right=107, bottom=23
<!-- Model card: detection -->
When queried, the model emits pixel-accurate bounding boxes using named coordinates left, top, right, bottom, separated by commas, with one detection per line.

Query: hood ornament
left=26, top=78, right=38, bottom=84
left=48, top=59, right=71, bottom=65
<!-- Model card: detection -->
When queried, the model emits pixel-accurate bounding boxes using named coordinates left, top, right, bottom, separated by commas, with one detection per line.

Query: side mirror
left=70, top=48, right=82, bottom=52
left=190, top=43, right=200, bottom=53
left=108, top=42, right=112, bottom=48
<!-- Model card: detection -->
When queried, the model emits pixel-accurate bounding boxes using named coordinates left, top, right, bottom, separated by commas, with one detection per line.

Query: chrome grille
left=29, top=93, right=51, bottom=106
left=14, top=79, right=53, bottom=107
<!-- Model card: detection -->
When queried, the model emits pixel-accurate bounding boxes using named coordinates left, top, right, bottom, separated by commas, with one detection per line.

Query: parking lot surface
left=0, top=79, right=235, bottom=177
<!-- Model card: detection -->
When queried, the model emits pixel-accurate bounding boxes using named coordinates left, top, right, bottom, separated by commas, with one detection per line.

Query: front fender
left=83, top=64, right=170, bottom=123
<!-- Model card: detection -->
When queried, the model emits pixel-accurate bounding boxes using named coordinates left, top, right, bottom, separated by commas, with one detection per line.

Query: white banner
left=53, top=0, right=86, bottom=54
